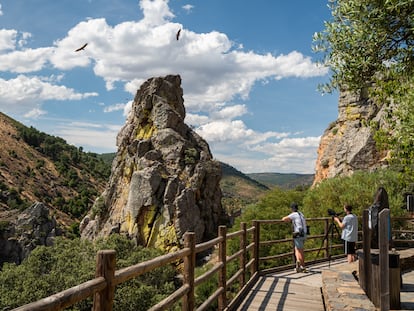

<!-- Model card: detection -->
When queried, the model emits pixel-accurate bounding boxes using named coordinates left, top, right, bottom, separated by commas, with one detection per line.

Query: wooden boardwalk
left=236, top=259, right=348, bottom=311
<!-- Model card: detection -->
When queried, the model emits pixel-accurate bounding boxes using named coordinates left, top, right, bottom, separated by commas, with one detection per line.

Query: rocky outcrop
left=0, top=202, right=61, bottom=266
left=81, top=75, right=225, bottom=251
left=313, top=89, right=389, bottom=185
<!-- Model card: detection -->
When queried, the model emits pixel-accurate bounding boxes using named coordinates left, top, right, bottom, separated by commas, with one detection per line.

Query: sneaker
left=300, top=266, right=308, bottom=273
left=295, top=261, right=301, bottom=273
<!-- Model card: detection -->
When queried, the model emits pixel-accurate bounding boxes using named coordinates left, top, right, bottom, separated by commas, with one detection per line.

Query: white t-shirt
left=288, top=211, right=307, bottom=234
left=341, top=213, right=358, bottom=242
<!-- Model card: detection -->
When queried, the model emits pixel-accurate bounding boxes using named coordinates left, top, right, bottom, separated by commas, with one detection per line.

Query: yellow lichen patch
left=122, top=211, right=137, bottom=235
left=141, top=205, right=157, bottom=243
left=136, top=123, right=157, bottom=140
left=345, top=106, right=361, bottom=121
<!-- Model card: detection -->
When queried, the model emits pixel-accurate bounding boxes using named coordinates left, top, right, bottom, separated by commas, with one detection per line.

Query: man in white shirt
left=334, top=205, right=358, bottom=263
left=282, top=202, right=307, bottom=272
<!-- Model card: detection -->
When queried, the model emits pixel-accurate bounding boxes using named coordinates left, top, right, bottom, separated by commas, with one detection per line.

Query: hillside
left=0, top=112, right=109, bottom=230
left=219, top=162, right=270, bottom=214
left=0, top=112, right=312, bottom=227
left=247, top=172, right=314, bottom=189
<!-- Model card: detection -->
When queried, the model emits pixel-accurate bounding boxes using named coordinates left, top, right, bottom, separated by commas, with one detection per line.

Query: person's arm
left=282, top=215, right=291, bottom=222
left=334, top=216, right=345, bottom=229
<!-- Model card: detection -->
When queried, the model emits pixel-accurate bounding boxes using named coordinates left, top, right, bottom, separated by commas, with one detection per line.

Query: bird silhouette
left=176, top=29, right=181, bottom=41
left=75, top=43, right=88, bottom=52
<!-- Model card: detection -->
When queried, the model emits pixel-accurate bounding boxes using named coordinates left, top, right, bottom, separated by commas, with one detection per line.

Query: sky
left=0, top=0, right=339, bottom=174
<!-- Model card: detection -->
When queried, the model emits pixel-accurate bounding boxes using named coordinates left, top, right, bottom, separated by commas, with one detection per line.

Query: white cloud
left=0, top=75, right=98, bottom=115
left=182, top=4, right=194, bottom=13
left=24, top=108, right=47, bottom=119
left=140, top=0, right=175, bottom=26
left=0, top=0, right=329, bottom=173
left=53, top=121, right=120, bottom=153
left=0, top=4, right=3, bottom=16
left=0, top=29, right=17, bottom=51
left=215, top=136, right=321, bottom=174
left=103, top=103, right=126, bottom=113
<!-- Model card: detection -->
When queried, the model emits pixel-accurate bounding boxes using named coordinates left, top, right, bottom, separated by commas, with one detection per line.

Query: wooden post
left=362, top=209, right=371, bottom=298
left=93, top=250, right=116, bottom=311
left=182, top=232, right=195, bottom=311
left=252, top=221, right=260, bottom=274
left=218, top=226, right=227, bottom=311
left=239, top=222, right=247, bottom=287
left=379, top=209, right=390, bottom=311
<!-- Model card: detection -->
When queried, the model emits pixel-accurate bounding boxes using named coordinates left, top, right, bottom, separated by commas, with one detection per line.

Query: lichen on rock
left=81, top=75, right=225, bottom=251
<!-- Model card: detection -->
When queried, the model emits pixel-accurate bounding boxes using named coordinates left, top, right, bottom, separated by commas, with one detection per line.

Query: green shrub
left=0, top=235, right=177, bottom=311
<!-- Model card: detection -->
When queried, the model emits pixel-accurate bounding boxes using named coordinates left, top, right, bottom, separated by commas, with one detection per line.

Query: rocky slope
left=80, top=75, right=226, bottom=251
left=0, top=112, right=108, bottom=265
left=313, top=89, right=389, bottom=184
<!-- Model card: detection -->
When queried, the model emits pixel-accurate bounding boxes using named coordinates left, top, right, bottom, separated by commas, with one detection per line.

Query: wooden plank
left=236, top=276, right=324, bottom=311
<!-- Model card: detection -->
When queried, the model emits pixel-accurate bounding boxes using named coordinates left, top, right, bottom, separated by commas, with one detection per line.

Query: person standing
left=369, top=187, right=391, bottom=249
left=282, top=202, right=307, bottom=272
left=334, top=205, right=358, bottom=263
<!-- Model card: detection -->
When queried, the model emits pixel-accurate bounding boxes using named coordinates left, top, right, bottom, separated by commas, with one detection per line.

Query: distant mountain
left=247, top=172, right=314, bottom=189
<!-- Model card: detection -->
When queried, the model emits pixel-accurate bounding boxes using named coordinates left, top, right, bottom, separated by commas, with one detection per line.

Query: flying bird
left=75, top=43, right=88, bottom=52
left=176, top=29, right=181, bottom=41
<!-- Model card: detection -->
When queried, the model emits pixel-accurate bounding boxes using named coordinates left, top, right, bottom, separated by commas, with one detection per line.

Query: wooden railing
left=12, top=216, right=414, bottom=311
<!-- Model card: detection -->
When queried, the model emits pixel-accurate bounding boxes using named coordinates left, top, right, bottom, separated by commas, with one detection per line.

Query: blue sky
left=0, top=0, right=338, bottom=174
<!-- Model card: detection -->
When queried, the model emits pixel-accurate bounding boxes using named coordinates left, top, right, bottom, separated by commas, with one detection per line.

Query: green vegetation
left=313, top=0, right=414, bottom=187
left=0, top=235, right=177, bottom=311
left=15, top=124, right=111, bottom=218
left=230, top=169, right=410, bottom=271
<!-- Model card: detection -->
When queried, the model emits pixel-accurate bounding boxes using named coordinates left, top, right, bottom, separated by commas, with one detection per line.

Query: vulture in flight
left=75, top=43, right=88, bottom=52
left=176, top=29, right=181, bottom=41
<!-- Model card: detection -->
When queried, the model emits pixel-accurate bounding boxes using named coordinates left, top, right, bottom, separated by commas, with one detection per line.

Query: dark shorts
left=344, top=241, right=356, bottom=255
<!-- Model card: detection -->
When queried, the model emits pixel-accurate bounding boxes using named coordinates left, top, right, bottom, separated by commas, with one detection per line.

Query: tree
left=313, top=0, right=414, bottom=187
left=0, top=236, right=177, bottom=311
left=313, top=0, right=414, bottom=93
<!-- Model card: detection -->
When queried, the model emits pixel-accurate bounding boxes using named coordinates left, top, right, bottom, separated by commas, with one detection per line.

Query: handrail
left=12, top=216, right=414, bottom=311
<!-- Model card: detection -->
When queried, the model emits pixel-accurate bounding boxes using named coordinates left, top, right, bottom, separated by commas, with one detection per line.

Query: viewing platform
left=11, top=215, right=414, bottom=311
left=237, top=252, right=414, bottom=311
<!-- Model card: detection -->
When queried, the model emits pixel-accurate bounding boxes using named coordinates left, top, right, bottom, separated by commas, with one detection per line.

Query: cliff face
left=313, top=90, right=389, bottom=185
left=81, top=75, right=225, bottom=251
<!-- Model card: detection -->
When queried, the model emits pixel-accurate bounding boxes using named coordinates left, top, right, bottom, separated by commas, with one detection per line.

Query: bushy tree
left=0, top=235, right=177, bottom=311
left=313, top=0, right=414, bottom=93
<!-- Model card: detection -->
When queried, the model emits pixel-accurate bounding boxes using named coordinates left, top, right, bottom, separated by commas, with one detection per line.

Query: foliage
left=313, top=0, right=414, bottom=183
left=228, top=169, right=410, bottom=267
left=0, top=235, right=177, bottom=311
left=313, top=0, right=414, bottom=93
left=15, top=124, right=111, bottom=218
left=230, top=187, right=308, bottom=269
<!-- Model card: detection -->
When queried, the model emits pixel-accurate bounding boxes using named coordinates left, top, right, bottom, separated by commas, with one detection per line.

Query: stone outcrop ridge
left=313, top=89, right=389, bottom=184
left=0, top=202, right=61, bottom=266
left=81, top=75, right=225, bottom=251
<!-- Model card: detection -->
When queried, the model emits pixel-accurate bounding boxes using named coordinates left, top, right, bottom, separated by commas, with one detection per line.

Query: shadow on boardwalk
left=236, top=259, right=347, bottom=311
left=236, top=257, right=414, bottom=311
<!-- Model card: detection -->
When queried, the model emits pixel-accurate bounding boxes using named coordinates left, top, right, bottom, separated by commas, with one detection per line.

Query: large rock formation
left=0, top=202, right=61, bottom=267
left=313, top=89, right=389, bottom=184
left=81, top=75, right=225, bottom=251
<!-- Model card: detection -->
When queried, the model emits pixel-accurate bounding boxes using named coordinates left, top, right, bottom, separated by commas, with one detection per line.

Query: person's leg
left=295, top=237, right=306, bottom=270
left=345, top=241, right=356, bottom=263
left=296, top=247, right=305, bottom=266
